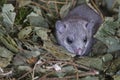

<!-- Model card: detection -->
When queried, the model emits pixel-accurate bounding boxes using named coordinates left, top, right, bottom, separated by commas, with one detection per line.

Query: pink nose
left=75, top=48, right=83, bottom=55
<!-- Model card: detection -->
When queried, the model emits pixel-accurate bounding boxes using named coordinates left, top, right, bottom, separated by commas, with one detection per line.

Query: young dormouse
left=55, top=4, right=103, bottom=56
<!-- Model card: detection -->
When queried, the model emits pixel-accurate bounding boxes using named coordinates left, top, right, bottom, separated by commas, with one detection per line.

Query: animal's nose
left=75, top=48, right=83, bottom=55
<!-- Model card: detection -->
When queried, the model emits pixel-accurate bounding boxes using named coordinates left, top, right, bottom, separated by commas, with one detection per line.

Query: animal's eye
left=66, top=36, right=73, bottom=44
left=85, top=23, right=88, bottom=27
left=83, top=36, right=87, bottom=43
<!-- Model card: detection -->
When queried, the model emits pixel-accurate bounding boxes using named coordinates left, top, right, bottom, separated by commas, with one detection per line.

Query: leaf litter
left=0, top=0, right=120, bottom=80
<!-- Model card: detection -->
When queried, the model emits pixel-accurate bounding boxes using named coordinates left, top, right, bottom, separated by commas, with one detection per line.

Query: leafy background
left=0, top=0, right=120, bottom=80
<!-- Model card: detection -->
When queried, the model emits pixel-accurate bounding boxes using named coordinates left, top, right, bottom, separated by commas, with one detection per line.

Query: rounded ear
left=86, top=20, right=95, bottom=36
left=55, top=20, right=66, bottom=34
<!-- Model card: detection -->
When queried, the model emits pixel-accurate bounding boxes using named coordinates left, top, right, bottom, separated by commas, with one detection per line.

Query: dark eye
left=85, top=23, right=88, bottom=27
left=66, top=37, right=73, bottom=44
left=83, top=36, right=87, bottom=43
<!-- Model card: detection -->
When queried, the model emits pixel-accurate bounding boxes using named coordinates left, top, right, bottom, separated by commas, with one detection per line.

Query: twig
left=32, top=60, right=42, bottom=80
left=17, top=70, right=32, bottom=80
left=39, top=0, right=67, bottom=4
left=31, top=1, right=49, bottom=11
left=39, top=70, right=99, bottom=80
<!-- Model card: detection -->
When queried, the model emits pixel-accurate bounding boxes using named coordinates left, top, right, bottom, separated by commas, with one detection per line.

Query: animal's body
left=55, top=4, right=103, bottom=56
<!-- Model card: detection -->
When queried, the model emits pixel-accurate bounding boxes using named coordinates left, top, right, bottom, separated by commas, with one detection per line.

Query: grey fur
left=55, top=4, right=103, bottom=56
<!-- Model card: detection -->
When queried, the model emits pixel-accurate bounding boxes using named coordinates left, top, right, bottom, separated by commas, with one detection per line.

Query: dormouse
left=55, top=4, right=103, bottom=56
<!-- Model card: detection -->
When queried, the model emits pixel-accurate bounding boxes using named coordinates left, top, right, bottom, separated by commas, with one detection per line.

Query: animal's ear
left=86, top=20, right=95, bottom=36
left=55, top=20, right=66, bottom=34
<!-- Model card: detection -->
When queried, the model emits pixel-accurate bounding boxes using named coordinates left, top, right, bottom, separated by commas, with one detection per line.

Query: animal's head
left=55, top=18, right=95, bottom=56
